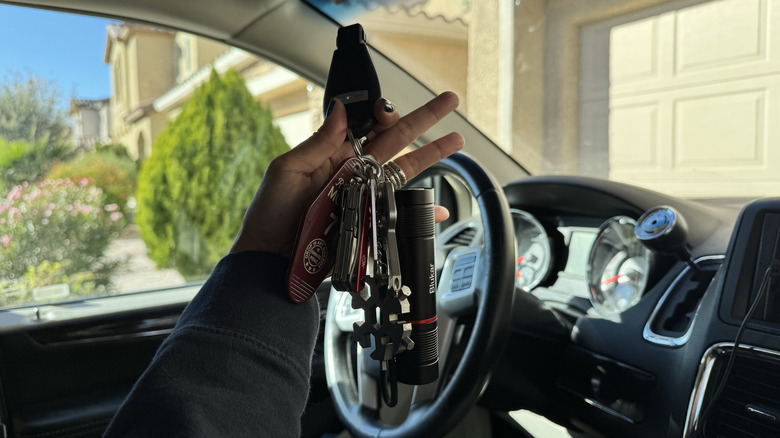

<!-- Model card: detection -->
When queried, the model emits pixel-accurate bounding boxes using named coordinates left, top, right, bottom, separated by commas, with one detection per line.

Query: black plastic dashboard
left=480, top=175, right=780, bottom=438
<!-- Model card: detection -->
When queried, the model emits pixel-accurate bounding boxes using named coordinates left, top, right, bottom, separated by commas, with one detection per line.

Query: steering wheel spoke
left=438, top=247, right=482, bottom=317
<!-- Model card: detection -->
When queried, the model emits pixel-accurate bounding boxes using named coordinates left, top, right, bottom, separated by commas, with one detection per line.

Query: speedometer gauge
left=587, top=216, right=651, bottom=315
left=511, top=209, right=553, bottom=292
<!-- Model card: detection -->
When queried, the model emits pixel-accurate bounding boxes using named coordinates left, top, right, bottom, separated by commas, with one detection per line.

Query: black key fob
left=323, top=23, right=381, bottom=139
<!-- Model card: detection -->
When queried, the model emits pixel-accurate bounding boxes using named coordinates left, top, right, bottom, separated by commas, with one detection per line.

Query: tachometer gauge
left=587, top=216, right=651, bottom=315
left=512, top=209, right=553, bottom=292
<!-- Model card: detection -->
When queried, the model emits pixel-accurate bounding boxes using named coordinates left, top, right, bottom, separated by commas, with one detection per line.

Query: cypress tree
left=136, top=68, right=290, bottom=277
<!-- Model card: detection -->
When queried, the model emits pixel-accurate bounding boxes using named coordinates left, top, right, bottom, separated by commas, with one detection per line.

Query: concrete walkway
left=104, top=227, right=186, bottom=293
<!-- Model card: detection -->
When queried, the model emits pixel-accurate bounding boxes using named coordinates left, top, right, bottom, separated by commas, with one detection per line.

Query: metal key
left=380, top=178, right=402, bottom=293
left=332, top=177, right=371, bottom=293
left=362, top=155, right=401, bottom=294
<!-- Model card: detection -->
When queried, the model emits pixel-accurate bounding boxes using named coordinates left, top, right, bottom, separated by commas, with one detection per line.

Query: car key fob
left=323, top=23, right=381, bottom=139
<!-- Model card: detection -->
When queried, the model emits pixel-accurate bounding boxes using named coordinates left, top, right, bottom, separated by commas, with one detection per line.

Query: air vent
left=698, top=347, right=780, bottom=438
left=447, top=227, right=477, bottom=246
left=644, top=257, right=722, bottom=346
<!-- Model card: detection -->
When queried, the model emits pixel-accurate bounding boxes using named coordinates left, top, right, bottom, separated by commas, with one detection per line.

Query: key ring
left=347, top=129, right=364, bottom=158
left=348, top=129, right=380, bottom=177
left=382, top=160, right=407, bottom=189
left=360, top=153, right=383, bottom=180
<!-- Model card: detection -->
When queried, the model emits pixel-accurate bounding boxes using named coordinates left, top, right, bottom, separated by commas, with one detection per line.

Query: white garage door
left=584, top=0, right=780, bottom=198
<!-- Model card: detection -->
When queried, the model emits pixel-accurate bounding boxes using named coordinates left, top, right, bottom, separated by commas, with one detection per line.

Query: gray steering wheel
left=324, top=153, right=516, bottom=438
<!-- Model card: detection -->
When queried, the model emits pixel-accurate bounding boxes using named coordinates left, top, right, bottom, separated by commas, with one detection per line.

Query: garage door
left=583, top=0, right=780, bottom=198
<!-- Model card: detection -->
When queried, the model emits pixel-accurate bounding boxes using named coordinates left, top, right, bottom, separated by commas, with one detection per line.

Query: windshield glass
left=309, top=0, right=778, bottom=200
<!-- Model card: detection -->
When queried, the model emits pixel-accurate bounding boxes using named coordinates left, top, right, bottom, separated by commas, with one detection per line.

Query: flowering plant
left=0, top=178, right=127, bottom=305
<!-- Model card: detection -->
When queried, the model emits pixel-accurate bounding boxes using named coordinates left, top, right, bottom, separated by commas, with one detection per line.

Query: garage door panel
left=676, top=0, right=765, bottom=74
left=610, top=103, right=660, bottom=168
left=611, top=0, right=780, bottom=97
left=611, top=16, right=661, bottom=83
left=674, top=88, right=765, bottom=167
left=601, top=0, right=780, bottom=197
left=610, top=75, right=780, bottom=196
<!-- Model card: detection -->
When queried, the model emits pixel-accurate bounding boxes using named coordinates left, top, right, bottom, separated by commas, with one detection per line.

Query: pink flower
left=73, top=201, right=92, bottom=215
left=1, top=235, right=10, bottom=246
left=27, top=187, right=42, bottom=201
left=6, top=185, right=23, bottom=201
left=79, top=178, right=89, bottom=187
left=104, top=204, right=119, bottom=212
left=110, top=212, right=123, bottom=221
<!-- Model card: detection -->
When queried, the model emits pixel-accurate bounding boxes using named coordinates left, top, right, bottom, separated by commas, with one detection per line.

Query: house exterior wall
left=107, top=27, right=177, bottom=156
left=107, top=25, right=314, bottom=159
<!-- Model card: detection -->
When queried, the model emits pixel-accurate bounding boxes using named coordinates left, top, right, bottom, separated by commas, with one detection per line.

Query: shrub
left=47, top=149, right=137, bottom=216
left=0, top=138, right=68, bottom=193
left=0, top=179, right=127, bottom=301
left=135, top=68, right=290, bottom=277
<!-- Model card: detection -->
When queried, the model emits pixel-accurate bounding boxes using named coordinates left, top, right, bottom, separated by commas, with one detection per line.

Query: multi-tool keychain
left=286, top=23, right=439, bottom=407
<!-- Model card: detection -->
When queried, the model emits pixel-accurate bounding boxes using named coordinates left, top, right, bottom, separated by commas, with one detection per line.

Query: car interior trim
left=582, top=396, right=636, bottom=425
left=643, top=255, right=726, bottom=347
left=29, top=315, right=179, bottom=347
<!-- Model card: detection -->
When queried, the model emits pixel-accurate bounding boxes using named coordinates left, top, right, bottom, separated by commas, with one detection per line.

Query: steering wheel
left=324, top=153, right=515, bottom=438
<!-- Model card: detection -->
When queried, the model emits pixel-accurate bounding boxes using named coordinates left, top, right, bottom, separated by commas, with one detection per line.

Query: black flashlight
left=394, top=187, right=439, bottom=385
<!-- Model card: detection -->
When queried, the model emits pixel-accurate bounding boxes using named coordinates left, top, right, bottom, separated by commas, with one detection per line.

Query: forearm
left=105, top=252, right=320, bottom=438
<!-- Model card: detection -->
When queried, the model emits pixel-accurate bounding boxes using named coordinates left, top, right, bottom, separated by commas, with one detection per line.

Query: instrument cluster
left=511, top=209, right=654, bottom=316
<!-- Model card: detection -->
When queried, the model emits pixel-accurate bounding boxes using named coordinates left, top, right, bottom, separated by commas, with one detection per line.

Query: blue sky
left=0, top=4, right=114, bottom=108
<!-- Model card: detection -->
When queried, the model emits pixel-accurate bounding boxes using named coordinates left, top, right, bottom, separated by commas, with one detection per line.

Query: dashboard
left=436, top=173, right=780, bottom=438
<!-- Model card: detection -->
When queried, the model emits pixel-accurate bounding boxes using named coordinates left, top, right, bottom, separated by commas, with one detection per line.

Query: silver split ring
left=347, top=129, right=364, bottom=158
left=382, top=160, right=407, bottom=189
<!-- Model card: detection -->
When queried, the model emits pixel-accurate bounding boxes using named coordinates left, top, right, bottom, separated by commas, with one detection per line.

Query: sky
left=0, top=4, right=115, bottom=108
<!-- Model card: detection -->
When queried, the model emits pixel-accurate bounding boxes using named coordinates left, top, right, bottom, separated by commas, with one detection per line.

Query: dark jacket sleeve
left=104, top=251, right=320, bottom=438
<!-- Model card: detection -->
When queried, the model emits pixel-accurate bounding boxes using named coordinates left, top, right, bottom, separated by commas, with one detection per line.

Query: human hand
left=230, top=92, right=464, bottom=257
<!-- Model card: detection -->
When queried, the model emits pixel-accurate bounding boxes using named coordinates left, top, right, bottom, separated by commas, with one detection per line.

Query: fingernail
left=383, top=98, right=395, bottom=113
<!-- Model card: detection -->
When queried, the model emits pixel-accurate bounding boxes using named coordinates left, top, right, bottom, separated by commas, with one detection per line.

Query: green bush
left=95, top=143, right=133, bottom=160
left=0, top=138, right=68, bottom=193
left=0, top=178, right=127, bottom=305
left=47, top=149, right=137, bottom=216
left=135, top=68, right=290, bottom=277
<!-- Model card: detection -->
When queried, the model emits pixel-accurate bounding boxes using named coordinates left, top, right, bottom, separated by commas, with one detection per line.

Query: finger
left=364, top=91, right=459, bottom=164
left=285, top=98, right=349, bottom=170
left=391, top=131, right=465, bottom=181
left=365, top=98, right=400, bottom=142
left=434, top=206, right=450, bottom=223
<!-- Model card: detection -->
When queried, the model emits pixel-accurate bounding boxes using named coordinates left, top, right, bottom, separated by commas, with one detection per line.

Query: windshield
left=309, top=0, right=778, bottom=200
